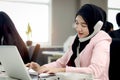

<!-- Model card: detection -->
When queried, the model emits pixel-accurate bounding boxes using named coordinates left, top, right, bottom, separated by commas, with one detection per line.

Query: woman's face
left=74, top=15, right=89, bottom=38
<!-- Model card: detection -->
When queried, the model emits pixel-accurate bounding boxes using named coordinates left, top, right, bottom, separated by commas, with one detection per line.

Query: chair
left=109, top=38, right=120, bottom=80
left=31, top=44, right=40, bottom=62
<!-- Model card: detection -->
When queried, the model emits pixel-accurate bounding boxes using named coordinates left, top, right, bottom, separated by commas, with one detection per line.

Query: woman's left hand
left=38, top=67, right=66, bottom=74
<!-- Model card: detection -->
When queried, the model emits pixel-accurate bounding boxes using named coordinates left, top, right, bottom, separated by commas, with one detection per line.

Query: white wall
left=80, top=0, right=107, bottom=11
left=51, top=0, right=77, bottom=46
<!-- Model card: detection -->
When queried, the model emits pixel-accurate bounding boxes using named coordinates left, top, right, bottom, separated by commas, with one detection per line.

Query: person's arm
left=26, top=61, right=66, bottom=74
left=38, top=67, right=66, bottom=74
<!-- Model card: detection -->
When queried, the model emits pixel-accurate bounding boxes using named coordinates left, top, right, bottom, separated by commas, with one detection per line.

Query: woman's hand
left=26, top=62, right=66, bottom=74
left=38, top=67, right=66, bottom=74
left=25, top=62, right=41, bottom=72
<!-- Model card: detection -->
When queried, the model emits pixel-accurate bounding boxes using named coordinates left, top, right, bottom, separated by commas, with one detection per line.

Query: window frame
left=107, top=0, right=120, bottom=30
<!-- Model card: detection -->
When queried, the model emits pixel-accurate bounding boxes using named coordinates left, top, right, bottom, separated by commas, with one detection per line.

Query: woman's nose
left=76, top=26, right=82, bottom=32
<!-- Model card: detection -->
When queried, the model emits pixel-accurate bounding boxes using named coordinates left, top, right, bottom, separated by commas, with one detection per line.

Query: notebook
left=0, top=45, right=38, bottom=80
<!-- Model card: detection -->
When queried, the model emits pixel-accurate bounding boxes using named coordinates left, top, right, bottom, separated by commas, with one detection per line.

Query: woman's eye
left=75, top=22, right=79, bottom=25
left=81, top=24, right=87, bottom=27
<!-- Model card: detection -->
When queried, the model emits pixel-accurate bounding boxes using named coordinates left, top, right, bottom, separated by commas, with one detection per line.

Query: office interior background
left=0, top=0, right=120, bottom=48
left=0, top=1, right=120, bottom=80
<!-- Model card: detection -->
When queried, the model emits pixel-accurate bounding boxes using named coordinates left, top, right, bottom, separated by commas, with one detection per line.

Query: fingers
left=38, top=67, right=54, bottom=74
left=31, top=62, right=38, bottom=67
left=25, top=62, right=42, bottom=72
left=25, top=62, right=36, bottom=69
left=25, top=63, right=31, bottom=67
left=38, top=68, right=64, bottom=74
left=38, top=68, right=49, bottom=73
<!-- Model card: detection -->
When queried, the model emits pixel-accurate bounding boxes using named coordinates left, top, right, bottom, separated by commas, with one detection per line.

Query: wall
left=51, top=0, right=78, bottom=46
left=80, top=0, right=107, bottom=12
left=51, top=0, right=107, bottom=47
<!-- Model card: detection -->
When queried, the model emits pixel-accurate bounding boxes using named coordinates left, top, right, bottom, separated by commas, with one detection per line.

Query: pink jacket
left=44, top=31, right=112, bottom=80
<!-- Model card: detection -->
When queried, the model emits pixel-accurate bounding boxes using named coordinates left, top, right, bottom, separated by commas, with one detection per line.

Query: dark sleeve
left=108, top=29, right=120, bottom=38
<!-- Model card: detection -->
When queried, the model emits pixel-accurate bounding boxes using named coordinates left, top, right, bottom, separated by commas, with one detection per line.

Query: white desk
left=0, top=72, right=93, bottom=80
left=0, top=65, right=93, bottom=80
left=42, top=51, right=64, bottom=63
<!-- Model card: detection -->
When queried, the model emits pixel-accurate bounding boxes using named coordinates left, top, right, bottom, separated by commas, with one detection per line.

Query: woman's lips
left=78, top=33, right=83, bottom=38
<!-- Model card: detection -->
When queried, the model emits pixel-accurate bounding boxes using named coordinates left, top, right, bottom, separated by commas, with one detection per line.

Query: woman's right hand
left=25, top=62, right=41, bottom=72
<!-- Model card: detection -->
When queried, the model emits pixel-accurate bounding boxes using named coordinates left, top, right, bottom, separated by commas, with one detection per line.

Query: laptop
left=0, top=45, right=38, bottom=80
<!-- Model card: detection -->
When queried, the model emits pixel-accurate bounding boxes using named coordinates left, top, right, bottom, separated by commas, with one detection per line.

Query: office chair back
left=109, top=38, right=120, bottom=80
left=31, top=44, right=40, bottom=61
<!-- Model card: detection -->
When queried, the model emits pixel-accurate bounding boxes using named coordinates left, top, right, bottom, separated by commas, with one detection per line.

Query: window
left=0, top=0, right=51, bottom=46
left=108, top=0, right=120, bottom=30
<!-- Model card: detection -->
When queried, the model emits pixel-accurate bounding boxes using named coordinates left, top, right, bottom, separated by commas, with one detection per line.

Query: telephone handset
left=79, top=21, right=103, bottom=42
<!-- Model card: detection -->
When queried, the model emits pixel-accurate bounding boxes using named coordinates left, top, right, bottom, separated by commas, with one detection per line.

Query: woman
left=26, top=4, right=112, bottom=80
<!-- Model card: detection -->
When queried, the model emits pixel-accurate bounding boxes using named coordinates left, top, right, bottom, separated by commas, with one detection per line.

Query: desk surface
left=0, top=65, right=93, bottom=80
left=42, top=51, right=64, bottom=56
left=42, top=51, right=64, bottom=63
left=0, top=73, right=93, bottom=80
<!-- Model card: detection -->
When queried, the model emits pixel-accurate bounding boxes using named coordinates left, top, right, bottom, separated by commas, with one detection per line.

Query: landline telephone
left=79, top=21, right=103, bottom=42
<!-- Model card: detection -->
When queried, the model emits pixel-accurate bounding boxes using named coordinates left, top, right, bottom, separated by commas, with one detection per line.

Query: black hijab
left=67, top=4, right=107, bottom=66
left=75, top=4, right=106, bottom=34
